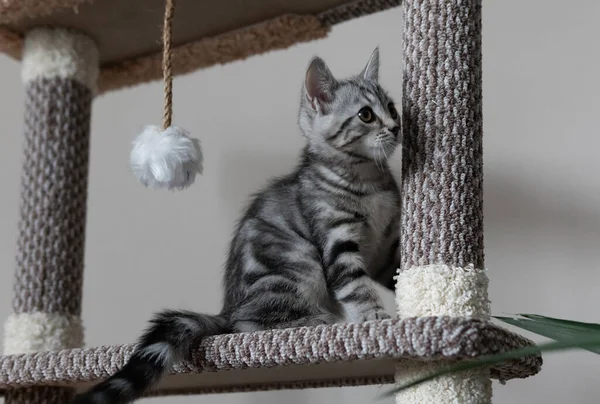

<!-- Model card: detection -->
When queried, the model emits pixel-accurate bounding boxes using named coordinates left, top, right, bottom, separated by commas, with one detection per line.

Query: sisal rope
left=162, top=0, right=174, bottom=129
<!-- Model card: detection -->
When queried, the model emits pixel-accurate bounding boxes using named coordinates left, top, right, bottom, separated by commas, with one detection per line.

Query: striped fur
left=73, top=48, right=401, bottom=404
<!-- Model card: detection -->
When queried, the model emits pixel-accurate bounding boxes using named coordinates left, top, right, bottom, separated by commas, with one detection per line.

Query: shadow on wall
left=484, top=169, right=600, bottom=313
left=485, top=170, right=600, bottom=255
left=248, top=391, right=313, bottom=404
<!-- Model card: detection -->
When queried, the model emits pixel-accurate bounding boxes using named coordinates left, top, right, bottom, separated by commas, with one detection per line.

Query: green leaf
left=380, top=334, right=600, bottom=399
left=494, top=314, right=600, bottom=354
left=515, top=314, right=600, bottom=332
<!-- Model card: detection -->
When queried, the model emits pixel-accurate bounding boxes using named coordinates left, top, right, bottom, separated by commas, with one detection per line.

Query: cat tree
left=0, top=0, right=542, bottom=403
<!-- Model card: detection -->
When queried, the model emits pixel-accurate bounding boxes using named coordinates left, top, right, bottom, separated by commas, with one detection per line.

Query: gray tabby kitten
left=74, top=48, right=401, bottom=404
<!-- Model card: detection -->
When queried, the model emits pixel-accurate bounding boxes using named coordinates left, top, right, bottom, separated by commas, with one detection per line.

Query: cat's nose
left=389, top=126, right=400, bottom=138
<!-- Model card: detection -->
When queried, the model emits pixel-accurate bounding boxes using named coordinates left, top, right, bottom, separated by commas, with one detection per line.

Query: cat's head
left=298, top=48, right=401, bottom=163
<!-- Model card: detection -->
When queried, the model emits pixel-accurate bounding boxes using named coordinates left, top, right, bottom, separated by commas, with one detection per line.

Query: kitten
left=73, top=47, right=401, bottom=404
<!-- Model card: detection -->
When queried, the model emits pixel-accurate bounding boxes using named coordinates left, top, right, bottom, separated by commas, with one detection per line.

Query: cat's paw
left=354, top=308, right=391, bottom=323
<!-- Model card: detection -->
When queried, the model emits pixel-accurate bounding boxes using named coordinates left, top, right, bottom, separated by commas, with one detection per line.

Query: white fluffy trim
left=3, top=312, right=84, bottom=355
left=395, top=264, right=490, bottom=318
left=395, top=360, right=492, bottom=404
left=21, top=27, right=99, bottom=91
left=130, top=125, right=203, bottom=190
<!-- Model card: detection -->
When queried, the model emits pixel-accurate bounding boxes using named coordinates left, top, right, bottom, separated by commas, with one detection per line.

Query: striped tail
left=73, top=310, right=228, bottom=404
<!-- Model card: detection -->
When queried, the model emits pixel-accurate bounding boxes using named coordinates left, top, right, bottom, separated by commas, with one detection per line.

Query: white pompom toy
left=130, top=125, right=202, bottom=190
left=130, top=0, right=202, bottom=191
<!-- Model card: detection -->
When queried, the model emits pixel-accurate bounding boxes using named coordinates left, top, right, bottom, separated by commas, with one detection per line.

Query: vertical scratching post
left=395, top=0, right=492, bottom=402
left=2, top=27, right=98, bottom=403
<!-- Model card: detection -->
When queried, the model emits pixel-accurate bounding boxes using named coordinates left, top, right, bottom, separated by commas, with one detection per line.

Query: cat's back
left=251, top=172, right=306, bottom=226
left=232, top=169, right=312, bottom=250
left=222, top=169, right=313, bottom=311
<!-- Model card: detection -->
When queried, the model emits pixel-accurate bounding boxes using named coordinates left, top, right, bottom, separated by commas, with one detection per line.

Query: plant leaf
left=495, top=314, right=600, bottom=354
left=516, top=314, right=600, bottom=332
left=380, top=334, right=600, bottom=399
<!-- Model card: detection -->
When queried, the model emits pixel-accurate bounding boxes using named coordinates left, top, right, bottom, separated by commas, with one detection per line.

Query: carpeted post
left=2, top=27, right=98, bottom=403
left=395, top=1, right=493, bottom=402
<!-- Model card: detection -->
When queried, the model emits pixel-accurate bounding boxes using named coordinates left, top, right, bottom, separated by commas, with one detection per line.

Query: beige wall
left=1, top=1, right=599, bottom=403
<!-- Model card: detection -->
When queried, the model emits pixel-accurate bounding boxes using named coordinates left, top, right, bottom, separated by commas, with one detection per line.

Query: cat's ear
left=361, top=47, right=379, bottom=82
left=304, top=56, right=337, bottom=112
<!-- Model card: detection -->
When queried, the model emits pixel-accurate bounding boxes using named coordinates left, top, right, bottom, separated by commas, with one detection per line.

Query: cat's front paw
left=354, top=308, right=391, bottom=323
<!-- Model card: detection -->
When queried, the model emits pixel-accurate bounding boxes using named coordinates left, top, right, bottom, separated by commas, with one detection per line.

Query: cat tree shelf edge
left=0, top=0, right=404, bottom=93
left=0, top=318, right=541, bottom=397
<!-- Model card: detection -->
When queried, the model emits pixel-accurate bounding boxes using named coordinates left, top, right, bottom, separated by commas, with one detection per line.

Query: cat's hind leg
left=231, top=258, right=339, bottom=331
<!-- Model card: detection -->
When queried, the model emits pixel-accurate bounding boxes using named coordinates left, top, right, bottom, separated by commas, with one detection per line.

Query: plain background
left=1, top=1, right=599, bottom=403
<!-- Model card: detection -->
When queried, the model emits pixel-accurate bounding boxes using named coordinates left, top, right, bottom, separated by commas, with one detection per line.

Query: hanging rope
left=162, top=0, right=175, bottom=130
left=130, top=0, right=203, bottom=190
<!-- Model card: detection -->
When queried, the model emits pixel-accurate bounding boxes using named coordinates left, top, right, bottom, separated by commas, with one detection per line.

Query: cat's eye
left=388, top=103, right=399, bottom=119
left=358, top=107, right=375, bottom=123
